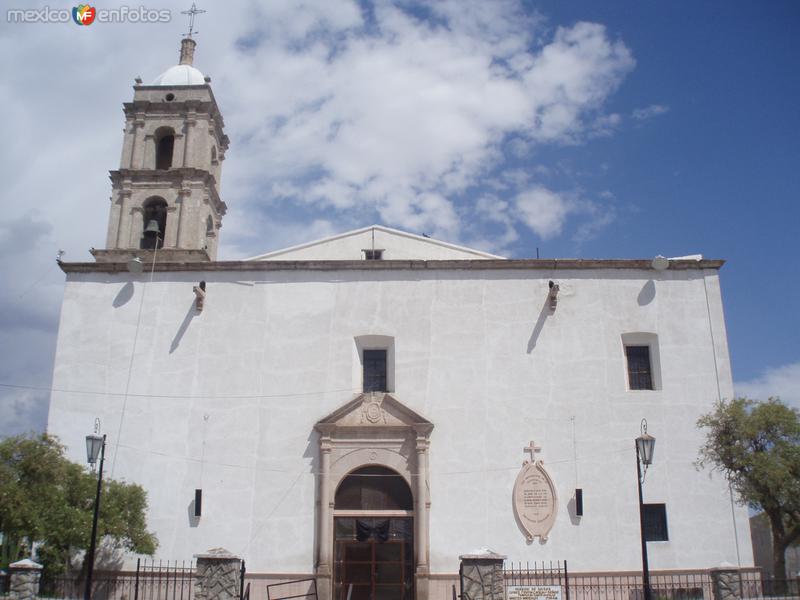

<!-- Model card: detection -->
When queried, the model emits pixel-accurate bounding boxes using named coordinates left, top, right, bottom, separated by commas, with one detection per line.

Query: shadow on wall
left=637, top=280, right=656, bottom=306
left=113, top=282, right=134, bottom=307
left=170, top=301, right=198, bottom=353
left=187, top=498, right=200, bottom=528
left=527, top=293, right=555, bottom=354
left=567, top=494, right=582, bottom=526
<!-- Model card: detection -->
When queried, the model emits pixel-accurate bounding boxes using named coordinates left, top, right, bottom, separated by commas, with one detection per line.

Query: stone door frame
left=314, top=393, right=433, bottom=600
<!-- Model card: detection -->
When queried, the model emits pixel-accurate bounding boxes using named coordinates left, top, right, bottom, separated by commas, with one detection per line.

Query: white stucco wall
left=47, top=265, right=752, bottom=574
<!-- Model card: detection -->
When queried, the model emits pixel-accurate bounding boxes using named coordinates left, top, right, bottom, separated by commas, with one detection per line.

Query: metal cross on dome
left=182, top=3, right=206, bottom=38
left=523, top=440, right=542, bottom=463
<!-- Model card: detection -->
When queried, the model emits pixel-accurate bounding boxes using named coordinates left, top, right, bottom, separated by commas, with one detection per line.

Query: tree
left=0, top=433, right=157, bottom=576
left=697, top=398, right=800, bottom=582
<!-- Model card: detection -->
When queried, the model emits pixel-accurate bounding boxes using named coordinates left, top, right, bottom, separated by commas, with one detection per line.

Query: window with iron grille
left=625, top=345, right=653, bottom=390
left=363, top=349, right=387, bottom=392
left=643, top=503, right=668, bottom=541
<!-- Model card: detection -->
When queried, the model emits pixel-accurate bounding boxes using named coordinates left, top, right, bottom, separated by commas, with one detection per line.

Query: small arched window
left=141, top=197, right=167, bottom=249
left=155, top=127, right=175, bottom=170
left=206, top=215, right=214, bottom=235
left=211, top=146, right=218, bottom=164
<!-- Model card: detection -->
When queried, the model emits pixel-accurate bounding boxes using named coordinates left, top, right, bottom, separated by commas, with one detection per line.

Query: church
left=47, top=35, right=753, bottom=600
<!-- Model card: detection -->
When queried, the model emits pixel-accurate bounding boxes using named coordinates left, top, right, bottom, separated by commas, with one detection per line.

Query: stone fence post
left=194, top=548, right=243, bottom=600
left=709, top=568, right=742, bottom=600
left=460, top=550, right=506, bottom=600
left=8, top=559, right=43, bottom=600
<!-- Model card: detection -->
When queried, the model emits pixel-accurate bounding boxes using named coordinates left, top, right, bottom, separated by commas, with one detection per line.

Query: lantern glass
left=86, top=434, right=104, bottom=465
left=636, top=433, right=656, bottom=466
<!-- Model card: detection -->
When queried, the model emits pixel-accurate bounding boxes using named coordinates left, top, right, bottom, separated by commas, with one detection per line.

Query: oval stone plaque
left=513, top=460, right=558, bottom=542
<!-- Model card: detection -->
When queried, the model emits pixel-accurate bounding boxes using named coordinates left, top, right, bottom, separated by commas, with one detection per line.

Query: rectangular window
left=363, top=349, right=387, bottom=392
left=643, top=503, right=668, bottom=541
left=363, top=249, right=384, bottom=260
left=626, top=345, right=653, bottom=390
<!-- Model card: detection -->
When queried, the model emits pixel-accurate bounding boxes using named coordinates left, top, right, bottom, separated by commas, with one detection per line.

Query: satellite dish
left=127, top=257, right=144, bottom=274
left=651, top=255, right=669, bottom=271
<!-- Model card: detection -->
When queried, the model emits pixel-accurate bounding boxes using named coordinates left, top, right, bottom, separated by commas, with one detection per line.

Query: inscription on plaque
left=508, top=586, right=562, bottom=600
left=512, top=441, right=558, bottom=541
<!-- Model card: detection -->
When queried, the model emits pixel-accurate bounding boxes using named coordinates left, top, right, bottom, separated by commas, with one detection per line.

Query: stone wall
left=8, top=559, right=42, bottom=600
left=460, top=552, right=506, bottom=600
left=195, top=548, right=242, bottom=600
left=710, top=569, right=742, bottom=600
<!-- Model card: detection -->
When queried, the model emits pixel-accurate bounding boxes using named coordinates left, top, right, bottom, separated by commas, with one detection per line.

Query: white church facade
left=47, top=37, right=753, bottom=600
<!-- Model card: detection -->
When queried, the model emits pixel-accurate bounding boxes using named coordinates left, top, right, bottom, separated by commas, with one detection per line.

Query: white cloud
left=514, top=186, right=617, bottom=243
left=473, top=195, right=519, bottom=251
left=735, top=362, right=800, bottom=409
left=515, top=187, right=571, bottom=240
left=631, top=104, right=669, bottom=121
left=217, top=5, right=634, bottom=238
left=589, top=113, right=623, bottom=138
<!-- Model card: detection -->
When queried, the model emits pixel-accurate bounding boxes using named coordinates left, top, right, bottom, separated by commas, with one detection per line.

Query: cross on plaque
left=181, top=3, right=206, bottom=38
left=523, top=440, right=541, bottom=463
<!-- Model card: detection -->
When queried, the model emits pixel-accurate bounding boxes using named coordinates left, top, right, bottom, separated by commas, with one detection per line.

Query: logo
left=72, top=4, right=96, bottom=25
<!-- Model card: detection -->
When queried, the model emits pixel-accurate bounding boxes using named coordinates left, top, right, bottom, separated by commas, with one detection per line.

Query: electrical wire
left=112, top=441, right=637, bottom=476
left=0, top=381, right=364, bottom=400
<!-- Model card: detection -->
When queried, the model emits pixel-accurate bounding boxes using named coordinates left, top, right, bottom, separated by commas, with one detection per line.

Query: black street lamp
left=636, top=419, right=656, bottom=600
left=85, top=431, right=106, bottom=600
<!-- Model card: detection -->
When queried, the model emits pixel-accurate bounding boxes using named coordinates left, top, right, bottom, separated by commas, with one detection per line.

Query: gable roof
left=246, top=225, right=505, bottom=261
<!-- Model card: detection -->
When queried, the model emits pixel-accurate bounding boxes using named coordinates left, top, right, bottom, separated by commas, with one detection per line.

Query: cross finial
left=523, top=440, right=541, bottom=463
left=182, top=3, right=206, bottom=38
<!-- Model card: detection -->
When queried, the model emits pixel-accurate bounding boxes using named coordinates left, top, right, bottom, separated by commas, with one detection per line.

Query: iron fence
left=741, top=575, right=800, bottom=600
left=0, top=570, right=9, bottom=598
left=266, top=577, right=318, bottom=600
left=565, top=572, right=710, bottom=600
left=493, top=568, right=800, bottom=600
left=505, top=561, right=570, bottom=600
left=39, top=559, right=195, bottom=600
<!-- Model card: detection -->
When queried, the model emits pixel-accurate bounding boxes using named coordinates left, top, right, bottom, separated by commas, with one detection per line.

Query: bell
left=144, top=220, right=161, bottom=234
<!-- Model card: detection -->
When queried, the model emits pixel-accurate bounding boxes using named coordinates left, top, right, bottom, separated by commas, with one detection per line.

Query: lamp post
left=85, top=430, right=106, bottom=600
left=636, top=419, right=656, bottom=600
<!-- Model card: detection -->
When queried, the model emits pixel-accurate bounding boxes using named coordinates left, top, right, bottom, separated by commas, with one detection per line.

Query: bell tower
left=93, top=31, right=229, bottom=263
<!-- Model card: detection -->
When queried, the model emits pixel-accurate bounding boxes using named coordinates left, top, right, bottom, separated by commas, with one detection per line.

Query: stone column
left=709, top=568, right=743, bottom=600
left=8, top=559, right=43, bottom=600
left=459, top=551, right=506, bottom=600
left=183, top=110, right=197, bottom=168
left=128, top=205, right=143, bottom=249
left=167, top=199, right=181, bottom=249
left=142, top=133, right=155, bottom=170
left=129, top=116, right=145, bottom=169
left=116, top=188, right=133, bottom=248
left=415, top=431, right=430, bottom=600
left=316, top=432, right=333, bottom=600
left=194, top=548, right=242, bottom=600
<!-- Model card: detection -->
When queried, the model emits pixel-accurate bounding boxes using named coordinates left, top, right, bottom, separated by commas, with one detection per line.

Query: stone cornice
left=109, top=168, right=226, bottom=215
left=126, top=84, right=227, bottom=142
left=60, top=257, right=725, bottom=274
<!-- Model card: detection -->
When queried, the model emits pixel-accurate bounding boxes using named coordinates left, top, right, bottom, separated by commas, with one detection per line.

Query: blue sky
left=0, top=0, right=798, bottom=437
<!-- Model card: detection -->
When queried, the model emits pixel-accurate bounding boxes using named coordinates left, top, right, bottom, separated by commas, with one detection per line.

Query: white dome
left=152, top=64, right=205, bottom=86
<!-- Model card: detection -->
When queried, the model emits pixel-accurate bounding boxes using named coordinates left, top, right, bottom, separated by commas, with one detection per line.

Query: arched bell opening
left=140, top=197, right=167, bottom=249
left=154, top=127, right=175, bottom=170
left=333, top=466, right=414, bottom=600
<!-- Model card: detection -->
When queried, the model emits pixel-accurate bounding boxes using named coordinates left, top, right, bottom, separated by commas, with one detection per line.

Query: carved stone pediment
left=315, top=392, right=433, bottom=434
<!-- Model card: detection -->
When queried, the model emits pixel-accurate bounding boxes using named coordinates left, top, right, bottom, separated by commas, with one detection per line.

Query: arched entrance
left=334, top=466, right=414, bottom=600
left=314, top=392, right=433, bottom=600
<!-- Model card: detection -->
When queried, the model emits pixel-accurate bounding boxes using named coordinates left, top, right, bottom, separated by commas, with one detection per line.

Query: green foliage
left=0, top=433, right=157, bottom=575
left=697, top=397, right=800, bottom=577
